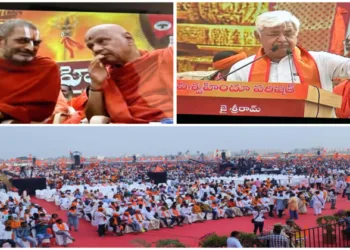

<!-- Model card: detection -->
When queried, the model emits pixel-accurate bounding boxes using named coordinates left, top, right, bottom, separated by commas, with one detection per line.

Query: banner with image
left=0, top=9, right=173, bottom=90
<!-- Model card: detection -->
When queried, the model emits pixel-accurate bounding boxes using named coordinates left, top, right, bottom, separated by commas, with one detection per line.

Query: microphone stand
left=286, top=48, right=294, bottom=84
left=216, top=45, right=279, bottom=81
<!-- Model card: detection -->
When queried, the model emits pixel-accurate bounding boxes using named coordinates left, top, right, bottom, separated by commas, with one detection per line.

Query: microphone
left=286, top=47, right=294, bottom=84
left=216, top=44, right=279, bottom=81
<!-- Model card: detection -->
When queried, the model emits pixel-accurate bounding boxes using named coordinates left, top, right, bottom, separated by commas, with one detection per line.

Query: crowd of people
left=0, top=155, right=350, bottom=247
left=0, top=179, right=75, bottom=248
left=49, top=167, right=350, bottom=249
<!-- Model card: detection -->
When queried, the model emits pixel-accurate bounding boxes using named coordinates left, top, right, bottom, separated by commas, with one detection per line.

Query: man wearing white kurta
left=180, top=204, right=193, bottom=224
left=142, top=207, right=160, bottom=230
left=311, top=191, right=325, bottom=215
left=132, top=210, right=149, bottom=232
left=227, top=10, right=350, bottom=94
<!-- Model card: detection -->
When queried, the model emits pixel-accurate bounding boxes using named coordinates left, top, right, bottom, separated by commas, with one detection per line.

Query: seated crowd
left=48, top=172, right=349, bottom=238
left=0, top=181, right=75, bottom=248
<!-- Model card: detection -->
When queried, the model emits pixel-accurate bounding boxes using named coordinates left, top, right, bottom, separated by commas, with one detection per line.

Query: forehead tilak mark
left=24, top=26, right=31, bottom=38
left=35, top=30, right=40, bottom=41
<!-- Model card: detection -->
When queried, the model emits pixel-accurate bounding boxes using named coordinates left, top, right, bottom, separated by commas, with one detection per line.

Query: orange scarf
left=135, top=213, right=144, bottom=222
left=125, top=215, right=132, bottom=223
left=172, top=209, right=179, bottom=216
left=193, top=205, right=201, bottom=213
left=161, top=211, right=166, bottom=217
left=248, top=46, right=321, bottom=88
left=212, top=204, right=222, bottom=213
left=56, top=223, right=66, bottom=231
left=113, top=217, right=118, bottom=225
left=10, top=220, right=21, bottom=229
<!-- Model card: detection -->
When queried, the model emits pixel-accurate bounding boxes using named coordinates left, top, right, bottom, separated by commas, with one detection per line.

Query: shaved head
left=85, top=24, right=127, bottom=39
left=85, top=24, right=139, bottom=65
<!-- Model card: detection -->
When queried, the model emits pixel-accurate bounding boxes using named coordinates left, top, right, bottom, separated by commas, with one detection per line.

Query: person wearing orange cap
left=121, top=211, right=138, bottom=232
left=109, top=213, right=123, bottom=236
left=132, top=209, right=149, bottom=232
left=210, top=51, right=247, bottom=81
left=52, top=218, right=75, bottom=247
left=177, top=51, right=246, bottom=81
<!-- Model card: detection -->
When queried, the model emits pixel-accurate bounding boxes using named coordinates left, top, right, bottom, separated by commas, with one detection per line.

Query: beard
left=3, top=48, right=35, bottom=65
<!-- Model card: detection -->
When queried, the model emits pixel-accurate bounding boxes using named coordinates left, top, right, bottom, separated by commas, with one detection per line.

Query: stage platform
left=11, top=178, right=46, bottom=195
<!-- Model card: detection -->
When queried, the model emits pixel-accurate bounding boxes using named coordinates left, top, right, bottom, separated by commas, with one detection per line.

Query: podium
left=177, top=80, right=342, bottom=118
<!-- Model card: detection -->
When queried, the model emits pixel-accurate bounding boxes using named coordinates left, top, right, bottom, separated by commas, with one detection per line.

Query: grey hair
left=255, top=11, right=300, bottom=37
left=0, top=19, right=37, bottom=38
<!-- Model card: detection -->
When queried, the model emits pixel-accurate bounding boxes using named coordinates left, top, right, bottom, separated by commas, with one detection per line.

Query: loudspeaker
left=74, top=155, right=80, bottom=165
left=32, top=157, right=36, bottom=165
left=317, top=150, right=321, bottom=156
left=221, top=152, right=227, bottom=161
left=132, top=155, right=136, bottom=163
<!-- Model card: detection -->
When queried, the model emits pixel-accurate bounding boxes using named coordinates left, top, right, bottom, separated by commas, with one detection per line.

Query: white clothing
left=316, top=178, right=323, bottom=184
left=180, top=207, right=193, bottom=223
left=30, top=207, right=38, bottom=215
left=227, top=51, right=350, bottom=93
left=0, top=230, right=13, bottom=240
left=94, top=211, right=106, bottom=225
left=311, top=195, right=324, bottom=215
left=52, top=223, right=69, bottom=232
left=132, top=214, right=149, bottom=230
left=252, top=211, right=264, bottom=222
left=227, top=237, right=243, bottom=248
left=142, top=210, right=155, bottom=220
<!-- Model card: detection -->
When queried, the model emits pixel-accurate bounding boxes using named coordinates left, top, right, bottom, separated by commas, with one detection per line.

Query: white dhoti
left=194, top=213, right=204, bottom=221
left=313, top=203, right=322, bottom=215
left=137, top=221, right=149, bottom=231
left=184, top=214, right=193, bottom=224
left=149, top=219, right=160, bottom=230
left=232, top=207, right=243, bottom=217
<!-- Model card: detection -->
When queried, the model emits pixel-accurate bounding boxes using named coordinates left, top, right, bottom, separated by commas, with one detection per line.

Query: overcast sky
left=0, top=126, right=348, bottom=158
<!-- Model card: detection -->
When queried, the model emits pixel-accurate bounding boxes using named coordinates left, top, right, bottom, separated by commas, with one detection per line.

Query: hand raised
left=88, top=55, right=108, bottom=87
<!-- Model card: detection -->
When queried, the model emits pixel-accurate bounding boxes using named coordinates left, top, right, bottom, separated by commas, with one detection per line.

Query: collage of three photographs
left=0, top=1, right=350, bottom=249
